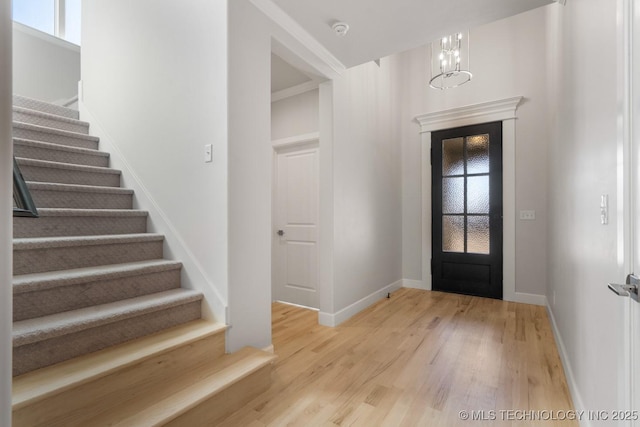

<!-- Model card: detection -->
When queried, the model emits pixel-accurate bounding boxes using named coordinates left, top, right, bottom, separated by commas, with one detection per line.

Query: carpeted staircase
left=11, top=95, right=276, bottom=426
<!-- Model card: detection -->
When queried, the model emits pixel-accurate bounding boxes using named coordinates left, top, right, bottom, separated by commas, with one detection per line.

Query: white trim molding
left=402, top=279, right=426, bottom=290
left=250, top=0, right=346, bottom=77
left=319, top=280, right=403, bottom=327
left=272, top=81, right=319, bottom=103
left=272, top=132, right=320, bottom=150
left=414, top=97, right=543, bottom=305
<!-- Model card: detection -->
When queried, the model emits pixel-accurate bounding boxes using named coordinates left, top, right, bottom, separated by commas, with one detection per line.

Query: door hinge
left=430, top=148, right=433, bottom=165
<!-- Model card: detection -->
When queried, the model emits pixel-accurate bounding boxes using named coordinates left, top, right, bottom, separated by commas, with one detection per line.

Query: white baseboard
left=319, top=280, right=402, bottom=327
left=402, top=279, right=427, bottom=290
left=546, top=299, right=591, bottom=427
left=505, top=291, right=546, bottom=306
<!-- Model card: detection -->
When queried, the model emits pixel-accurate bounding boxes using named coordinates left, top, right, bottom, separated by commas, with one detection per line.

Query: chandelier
left=429, top=32, right=472, bottom=90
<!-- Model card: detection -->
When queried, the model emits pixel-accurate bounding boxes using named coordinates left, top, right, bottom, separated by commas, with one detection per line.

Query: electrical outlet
left=519, top=210, right=536, bottom=220
left=204, top=144, right=213, bottom=163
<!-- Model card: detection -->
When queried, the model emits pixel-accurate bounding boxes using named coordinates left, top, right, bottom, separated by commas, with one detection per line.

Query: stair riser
left=14, top=215, right=148, bottom=238
left=166, top=365, right=272, bottom=427
left=14, top=330, right=224, bottom=425
left=15, top=143, right=108, bottom=167
left=13, top=96, right=79, bottom=120
left=14, top=111, right=89, bottom=134
left=13, top=127, right=98, bottom=150
left=29, top=188, right=133, bottom=209
left=13, top=300, right=202, bottom=377
left=14, top=268, right=182, bottom=321
left=19, top=164, right=120, bottom=187
left=14, top=240, right=164, bottom=275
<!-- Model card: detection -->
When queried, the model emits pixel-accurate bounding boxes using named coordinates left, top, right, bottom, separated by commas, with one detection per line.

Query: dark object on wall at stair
left=13, top=156, right=38, bottom=218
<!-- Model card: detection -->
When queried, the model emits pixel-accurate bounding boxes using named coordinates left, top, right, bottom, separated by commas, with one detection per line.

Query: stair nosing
left=14, top=138, right=107, bottom=157
left=13, top=121, right=99, bottom=141
left=26, top=181, right=133, bottom=195
left=13, top=106, right=90, bottom=127
left=13, top=95, right=79, bottom=119
left=111, top=349, right=277, bottom=427
left=25, top=208, right=148, bottom=217
left=13, top=289, right=204, bottom=347
left=12, top=320, right=227, bottom=409
left=13, top=233, right=164, bottom=251
left=16, top=157, right=120, bottom=175
left=13, top=260, right=183, bottom=294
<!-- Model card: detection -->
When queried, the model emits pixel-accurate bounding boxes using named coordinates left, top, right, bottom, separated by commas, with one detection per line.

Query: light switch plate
left=204, top=144, right=213, bottom=163
left=519, top=210, right=536, bottom=220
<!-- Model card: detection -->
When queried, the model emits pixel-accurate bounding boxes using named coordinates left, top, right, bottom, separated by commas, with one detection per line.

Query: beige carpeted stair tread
left=13, top=122, right=99, bottom=143
left=13, top=260, right=183, bottom=294
left=13, top=95, right=79, bottom=120
left=28, top=208, right=147, bottom=218
left=13, top=107, right=90, bottom=134
left=12, top=320, right=226, bottom=409
left=14, top=138, right=105, bottom=156
left=13, top=233, right=163, bottom=251
left=13, top=289, right=203, bottom=347
left=16, top=158, right=119, bottom=176
left=104, top=347, right=277, bottom=427
left=26, top=182, right=131, bottom=195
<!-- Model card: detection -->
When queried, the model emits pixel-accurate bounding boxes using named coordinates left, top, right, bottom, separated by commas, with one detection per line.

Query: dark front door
left=431, top=121, right=503, bottom=299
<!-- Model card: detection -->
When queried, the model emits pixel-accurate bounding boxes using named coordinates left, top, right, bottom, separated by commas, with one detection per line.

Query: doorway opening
left=431, top=121, right=503, bottom=299
left=270, top=45, right=324, bottom=311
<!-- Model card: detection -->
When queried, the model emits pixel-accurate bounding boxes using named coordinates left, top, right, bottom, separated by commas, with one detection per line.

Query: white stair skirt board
left=319, top=280, right=403, bottom=327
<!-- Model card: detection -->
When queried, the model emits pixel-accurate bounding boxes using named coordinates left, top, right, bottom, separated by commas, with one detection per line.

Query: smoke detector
left=332, top=22, right=350, bottom=37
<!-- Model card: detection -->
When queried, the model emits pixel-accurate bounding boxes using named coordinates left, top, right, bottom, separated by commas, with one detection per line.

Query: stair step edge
left=30, top=208, right=148, bottom=217
left=13, top=106, right=90, bottom=127
left=16, top=158, right=120, bottom=175
left=12, top=320, right=227, bottom=410
left=13, top=233, right=163, bottom=250
left=14, top=138, right=107, bottom=156
left=13, top=260, right=183, bottom=294
left=13, top=95, right=79, bottom=119
left=26, top=182, right=132, bottom=194
left=13, top=121, right=99, bottom=141
left=111, top=348, right=277, bottom=427
left=13, top=289, right=203, bottom=347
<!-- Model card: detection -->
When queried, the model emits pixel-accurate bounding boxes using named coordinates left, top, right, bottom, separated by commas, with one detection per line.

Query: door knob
left=277, top=230, right=285, bottom=236
left=608, top=274, right=640, bottom=302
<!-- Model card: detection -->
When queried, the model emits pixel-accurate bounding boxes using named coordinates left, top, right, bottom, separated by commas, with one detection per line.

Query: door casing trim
left=414, top=96, right=544, bottom=305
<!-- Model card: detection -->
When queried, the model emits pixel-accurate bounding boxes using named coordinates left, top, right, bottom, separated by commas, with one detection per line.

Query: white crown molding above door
left=414, top=96, right=540, bottom=305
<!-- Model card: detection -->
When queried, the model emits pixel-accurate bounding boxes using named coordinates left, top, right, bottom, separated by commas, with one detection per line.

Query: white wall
left=13, top=22, right=80, bottom=103
left=330, top=59, right=403, bottom=315
left=546, top=0, right=626, bottom=423
left=395, top=6, right=550, bottom=296
left=81, top=0, right=228, bottom=322
left=271, top=88, right=318, bottom=140
left=0, top=0, right=12, bottom=424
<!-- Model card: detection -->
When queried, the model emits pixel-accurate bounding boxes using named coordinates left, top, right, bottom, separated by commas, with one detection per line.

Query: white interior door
left=273, top=143, right=319, bottom=309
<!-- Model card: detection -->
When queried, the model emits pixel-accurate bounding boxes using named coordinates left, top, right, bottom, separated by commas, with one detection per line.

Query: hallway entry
left=431, top=121, right=503, bottom=299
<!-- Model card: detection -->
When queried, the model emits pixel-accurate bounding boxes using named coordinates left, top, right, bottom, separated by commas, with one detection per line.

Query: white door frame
left=415, top=96, right=543, bottom=305
left=620, top=0, right=639, bottom=422
left=271, top=133, right=321, bottom=309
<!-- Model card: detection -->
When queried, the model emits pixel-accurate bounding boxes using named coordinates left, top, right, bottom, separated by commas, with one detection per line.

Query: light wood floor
left=219, top=288, right=576, bottom=426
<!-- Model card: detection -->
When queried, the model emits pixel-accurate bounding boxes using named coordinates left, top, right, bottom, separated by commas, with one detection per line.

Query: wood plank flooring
left=219, top=288, right=576, bottom=426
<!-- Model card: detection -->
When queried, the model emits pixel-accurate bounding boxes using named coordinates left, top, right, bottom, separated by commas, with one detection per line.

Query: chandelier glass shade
left=429, top=31, right=472, bottom=90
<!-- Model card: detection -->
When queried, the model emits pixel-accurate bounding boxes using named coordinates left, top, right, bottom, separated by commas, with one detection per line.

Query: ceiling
left=268, top=0, right=556, bottom=68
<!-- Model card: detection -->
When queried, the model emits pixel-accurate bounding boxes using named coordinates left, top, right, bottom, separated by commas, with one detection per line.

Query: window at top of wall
left=64, top=0, right=81, bottom=45
left=12, top=0, right=81, bottom=45
left=12, top=0, right=55, bottom=35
